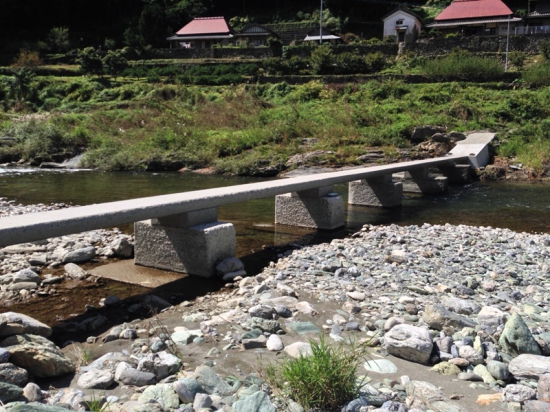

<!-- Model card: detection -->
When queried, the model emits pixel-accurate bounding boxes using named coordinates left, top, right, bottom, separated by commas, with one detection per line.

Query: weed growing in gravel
left=264, top=337, right=370, bottom=411
left=68, top=343, right=94, bottom=369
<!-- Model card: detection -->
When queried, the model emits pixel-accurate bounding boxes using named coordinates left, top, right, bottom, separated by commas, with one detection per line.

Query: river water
left=1, top=168, right=549, bottom=330
left=1, top=168, right=549, bottom=249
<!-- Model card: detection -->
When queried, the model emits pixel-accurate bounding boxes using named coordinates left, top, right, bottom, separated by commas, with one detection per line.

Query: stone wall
left=404, top=34, right=550, bottom=56
left=285, top=44, right=399, bottom=58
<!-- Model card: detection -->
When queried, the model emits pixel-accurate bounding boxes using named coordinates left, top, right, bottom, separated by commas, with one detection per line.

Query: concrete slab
left=90, top=260, right=184, bottom=288
left=448, top=132, right=495, bottom=169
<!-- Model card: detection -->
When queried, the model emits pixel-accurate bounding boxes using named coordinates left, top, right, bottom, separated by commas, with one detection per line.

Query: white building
left=382, top=7, right=423, bottom=43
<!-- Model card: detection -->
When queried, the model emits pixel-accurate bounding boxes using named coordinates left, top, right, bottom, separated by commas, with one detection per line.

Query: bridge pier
left=394, top=168, right=448, bottom=194
left=134, top=208, right=236, bottom=278
left=349, top=175, right=403, bottom=207
left=275, top=186, right=344, bottom=230
left=438, top=163, right=471, bottom=184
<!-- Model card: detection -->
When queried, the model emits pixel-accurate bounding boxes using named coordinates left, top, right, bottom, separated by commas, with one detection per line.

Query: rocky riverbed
left=1, top=199, right=550, bottom=411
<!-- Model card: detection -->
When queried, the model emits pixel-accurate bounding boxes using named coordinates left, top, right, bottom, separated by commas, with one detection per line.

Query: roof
left=435, top=0, right=513, bottom=21
left=239, top=23, right=276, bottom=36
left=167, top=34, right=234, bottom=41
left=381, top=6, right=424, bottom=24
left=176, top=17, right=231, bottom=36
left=426, top=16, right=521, bottom=27
left=304, top=34, right=341, bottom=41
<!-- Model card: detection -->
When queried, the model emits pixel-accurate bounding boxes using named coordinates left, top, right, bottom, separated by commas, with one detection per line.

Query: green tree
left=310, top=45, right=333, bottom=74
left=103, top=50, right=128, bottom=80
left=48, top=27, right=70, bottom=53
left=138, top=3, right=168, bottom=47
left=78, top=47, right=104, bottom=77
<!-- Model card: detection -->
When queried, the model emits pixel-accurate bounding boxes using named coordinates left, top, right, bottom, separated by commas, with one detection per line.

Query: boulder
left=137, top=351, right=181, bottom=380
left=0, top=334, right=75, bottom=378
left=194, top=365, right=234, bottom=396
left=504, top=384, right=536, bottom=403
left=232, top=390, right=276, bottom=412
left=405, top=380, right=467, bottom=412
left=138, top=383, right=180, bottom=410
left=77, top=369, right=114, bottom=389
left=0, top=362, right=28, bottom=386
left=477, top=306, right=506, bottom=334
left=118, top=368, right=156, bottom=386
left=173, top=378, right=204, bottom=403
left=509, top=355, right=550, bottom=380
left=422, top=305, right=477, bottom=331
left=441, top=297, right=481, bottom=315
left=12, top=269, right=41, bottom=284
left=384, top=324, right=433, bottom=364
left=284, top=342, right=312, bottom=358
left=111, top=237, right=133, bottom=258
left=63, top=247, right=96, bottom=263
left=499, top=313, right=541, bottom=356
left=63, top=263, right=87, bottom=280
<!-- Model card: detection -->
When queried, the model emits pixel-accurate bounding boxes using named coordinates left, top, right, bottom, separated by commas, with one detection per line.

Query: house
left=263, top=22, right=317, bottom=45
left=425, top=0, right=522, bottom=36
left=382, top=7, right=423, bottom=43
left=167, top=17, right=234, bottom=49
left=234, top=24, right=278, bottom=47
left=303, top=26, right=341, bottom=44
left=520, top=0, right=550, bottom=33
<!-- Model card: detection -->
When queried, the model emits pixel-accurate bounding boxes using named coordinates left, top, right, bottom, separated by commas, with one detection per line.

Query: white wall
left=383, top=11, right=422, bottom=38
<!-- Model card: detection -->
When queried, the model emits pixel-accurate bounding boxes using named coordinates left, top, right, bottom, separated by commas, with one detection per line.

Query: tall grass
left=264, top=337, right=369, bottom=411
left=422, top=53, right=504, bottom=80
left=522, top=62, right=550, bottom=87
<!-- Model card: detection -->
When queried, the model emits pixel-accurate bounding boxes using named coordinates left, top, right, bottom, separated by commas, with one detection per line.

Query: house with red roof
left=167, top=17, right=234, bottom=49
left=426, top=0, right=522, bottom=36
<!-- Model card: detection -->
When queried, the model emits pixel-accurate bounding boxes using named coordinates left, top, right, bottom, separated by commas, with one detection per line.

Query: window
left=396, top=19, right=404, bottom=25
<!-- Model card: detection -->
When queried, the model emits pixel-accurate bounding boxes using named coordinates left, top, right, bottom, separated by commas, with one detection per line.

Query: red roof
left=176, top=17, right=230, bottom=35
left=435, top=0, right=512, bottom=21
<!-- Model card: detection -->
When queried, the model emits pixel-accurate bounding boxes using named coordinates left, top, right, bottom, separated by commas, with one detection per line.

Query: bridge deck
left=0, top=155, right=468, bottom=247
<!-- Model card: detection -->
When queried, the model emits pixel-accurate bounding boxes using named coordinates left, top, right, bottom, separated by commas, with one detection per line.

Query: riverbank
left=1, top=219, right=550, bottom=410
left=1, top=80, right=550, bottom=178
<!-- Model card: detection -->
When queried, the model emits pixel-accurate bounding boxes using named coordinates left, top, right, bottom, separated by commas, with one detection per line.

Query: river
left=1, top=168, right=549, bottom=331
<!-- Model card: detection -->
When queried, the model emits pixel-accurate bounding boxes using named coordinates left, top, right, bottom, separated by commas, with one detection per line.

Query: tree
left=138, top=3, right=168, bottom=47
left=103, top=50, right=128, bottom=80
left=48, top=27, right=71, bottom=53
left=78, top=47, right=104, bottom=77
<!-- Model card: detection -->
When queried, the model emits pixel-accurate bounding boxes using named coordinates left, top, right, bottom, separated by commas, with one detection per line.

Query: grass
left=1, top=70, right=550, bottom=174
left=263, top=337, right=370, bottom=411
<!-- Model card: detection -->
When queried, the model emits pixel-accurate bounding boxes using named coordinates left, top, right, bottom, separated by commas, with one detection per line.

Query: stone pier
left=275, top=186, right=344, bottom=230
left=394, top=168, right=448, bottom=194
left=349, top=175, right=403, bottom=207
left=134, top=208, right=236, bottom=277
left=438, top=163, right=471, bottom=184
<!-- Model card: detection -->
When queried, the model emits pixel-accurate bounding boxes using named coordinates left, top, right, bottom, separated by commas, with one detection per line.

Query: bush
left=539, top=39, right=550, bottom=60
left=334, top=52, right=365, bottom=74
left=102, top=50, right=128, bottom=80
left=264, top=337, right=369, bottom=411
left=12, top=49, right=43, bottom=70
left=310, top=45, right=333, bottom=74
left=422, top=52, right=503, bottom=80
left=78, top=47, right=103, bottom=77
left=364, top=52, right=387, bottom=73
left=522, top=62, right=550, bottom=86
left=509, top=52, right=526, bottom=70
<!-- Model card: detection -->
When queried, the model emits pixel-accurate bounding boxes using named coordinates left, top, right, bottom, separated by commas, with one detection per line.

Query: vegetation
left=264, top=337, right=370, bottom=410
left=421, top=49, right=503, bottom=80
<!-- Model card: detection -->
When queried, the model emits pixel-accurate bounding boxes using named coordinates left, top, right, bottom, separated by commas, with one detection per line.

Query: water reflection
left=1, top=170, right=549, bottom=259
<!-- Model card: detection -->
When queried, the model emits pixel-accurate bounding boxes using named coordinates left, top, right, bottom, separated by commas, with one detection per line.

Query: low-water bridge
left=0, top=133, right=493, bottom=277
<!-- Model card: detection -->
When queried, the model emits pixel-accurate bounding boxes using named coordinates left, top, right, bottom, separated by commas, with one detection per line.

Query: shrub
left=539, top=39, right=550, bottom=60
left=310, top=45, right=334, bottom=74
left=364, top=52, right=387, bottom=73
left=422, top=53, right=503, bottom=80
left=522, top=62, right=550, bottom=86
left=102, top=50, right=128, bottom=80
left=334, top=52, right=365, bottom=74
left=264, top=337, right=369, bottom=411
left=78, top=48, right=103, bottom=77
left=509, top=52, right=526, bottom=70
left=12, top=49, right=43, bottom=70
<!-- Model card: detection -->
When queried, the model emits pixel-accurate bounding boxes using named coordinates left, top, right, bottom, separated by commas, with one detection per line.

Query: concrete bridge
left=0, top=133, right=494, bottom=277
